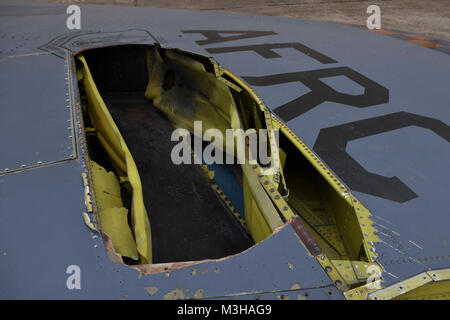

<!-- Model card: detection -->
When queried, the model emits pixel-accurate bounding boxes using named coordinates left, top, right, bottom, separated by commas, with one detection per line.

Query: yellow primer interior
left=78, top=55, right=152, bottom=264
left=143, top=48, right=283, bottom=243
left=90, top=160, right=139, bottom=260
left=76, top=45, right=380, bottom=293
left=362, top=268, right=450, bottom=300
left=394, top=281, right=450, bottom=300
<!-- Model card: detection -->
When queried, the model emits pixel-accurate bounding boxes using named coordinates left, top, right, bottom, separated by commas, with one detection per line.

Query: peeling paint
left=194, top=288, right=204, bottom=299
left=102, top=231, right=125, bottom=264
left=98, top=222, right=300, bottom=281
left=163, top=287, right=185, bottom=300
left=190, top=268, right=197, bottom=276
left=129, top=223, right=294, bottom=275
left=201, top=268, right=209, bottom=275
left=82, top=212, right=97, bottom=231
left=287, top=262, right=294, bottom=270
left=297, top=293, right=306, bottom=300
left=290, top=283, right=301, bottom=290
left=144, top=286, right=159, bottom=296
left=277, top=294, right=290, bottom=300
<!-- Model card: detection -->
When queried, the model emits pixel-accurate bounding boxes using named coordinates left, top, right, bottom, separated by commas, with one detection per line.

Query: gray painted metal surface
left=0, top=160, right=338, bottom=299
left=0, top=53, right=75, bottom=172
left=0, top=0, right=449, bottom=298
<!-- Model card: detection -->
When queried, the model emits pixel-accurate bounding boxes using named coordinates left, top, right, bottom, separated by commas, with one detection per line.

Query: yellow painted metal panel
left=90, top=160, right=123, bottom=210
left=143, top=49, right=284, bottom=244
left=372, top=268, right=450, bottom=300
left=394, top=280, right=450, bottom=300
left=78, top=55, right=152, bottom=264
left=99, top=207, right=139, bottom=260
left=89, top=160, right=138, bottom=259
left=243, top=177, right=273, bottom=243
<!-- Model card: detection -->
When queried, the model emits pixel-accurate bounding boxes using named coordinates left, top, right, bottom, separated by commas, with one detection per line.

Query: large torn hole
left=75, top=45, right=374, bottom=278
left=102, top=92, right=253, bottom=263
left=75, top=45, right=285, bottom=265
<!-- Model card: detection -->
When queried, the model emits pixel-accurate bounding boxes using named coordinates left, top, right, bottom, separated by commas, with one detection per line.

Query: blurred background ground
left=34, top=0, right=450, bottom=41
